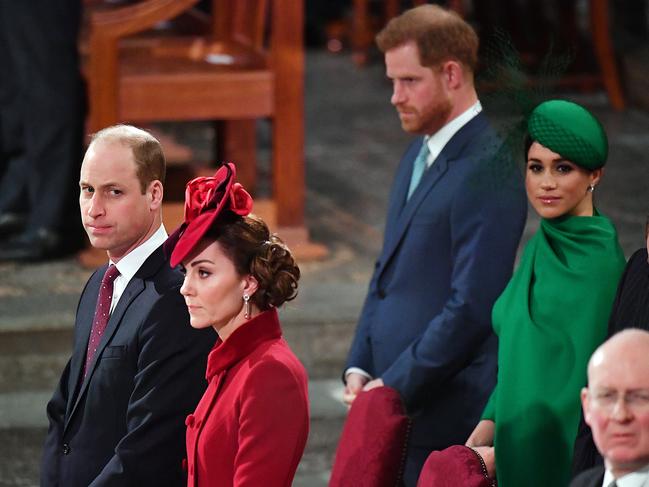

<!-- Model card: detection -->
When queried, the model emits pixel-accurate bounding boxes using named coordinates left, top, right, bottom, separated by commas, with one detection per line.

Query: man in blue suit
left=41, top=125, right=215, bottom=486
left=342, top=5, right=527, bottom=485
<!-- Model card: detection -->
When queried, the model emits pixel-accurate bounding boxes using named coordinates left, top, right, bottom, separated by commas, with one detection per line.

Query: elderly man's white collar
left=603, top=463, right=649, bottom=487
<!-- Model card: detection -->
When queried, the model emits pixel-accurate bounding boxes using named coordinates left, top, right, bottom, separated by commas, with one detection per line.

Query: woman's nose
left=180, top=276, right=192, bottom=296
left=539, top=173, right=556, bottom=190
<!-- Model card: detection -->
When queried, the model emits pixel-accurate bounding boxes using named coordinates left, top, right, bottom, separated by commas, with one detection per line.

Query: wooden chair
left=84, top=0, right=322, bottom=256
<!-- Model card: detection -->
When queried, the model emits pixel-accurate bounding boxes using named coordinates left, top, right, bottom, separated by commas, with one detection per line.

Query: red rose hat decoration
left=167, top=163, right=253, bottom=267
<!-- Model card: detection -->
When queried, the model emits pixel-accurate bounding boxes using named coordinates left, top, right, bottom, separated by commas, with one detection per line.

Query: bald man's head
left=582, top=329, right=649, bottom=478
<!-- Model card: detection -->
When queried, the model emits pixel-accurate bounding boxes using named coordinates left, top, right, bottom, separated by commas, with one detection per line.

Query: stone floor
left=1, top=47, right=648, bottom=486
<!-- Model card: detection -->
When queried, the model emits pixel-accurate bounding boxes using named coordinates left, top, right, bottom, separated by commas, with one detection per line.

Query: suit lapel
left=65, top=267, right=104, bottom=420
left=64, top=246, right=166, bottom=433
left=379, top=153, right=450, bottom=274
left=383, top=139, right=421, bottom=244
left=376, top=113, right=489, bottom=279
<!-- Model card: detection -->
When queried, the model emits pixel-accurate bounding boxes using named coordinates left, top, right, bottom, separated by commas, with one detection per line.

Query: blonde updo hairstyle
left=204, top=212, right=300, bottom=310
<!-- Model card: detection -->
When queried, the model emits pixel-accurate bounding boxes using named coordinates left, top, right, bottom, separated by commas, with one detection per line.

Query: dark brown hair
left=376, top=4, right=478, bottom=72
left=90, top=124, right=166, bottom=193
left=524, top=134, right=597, bottom=174
left=205, top=212, right=300, bottom=310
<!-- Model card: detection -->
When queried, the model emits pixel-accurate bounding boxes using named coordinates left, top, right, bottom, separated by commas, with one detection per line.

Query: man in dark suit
left=342, top=5, right=527, bottom=485
left=41, top=125, right=215, bottom=486
left=572, top=329, right=649, bottom=487
left=0, top=0, right=85, bottom=260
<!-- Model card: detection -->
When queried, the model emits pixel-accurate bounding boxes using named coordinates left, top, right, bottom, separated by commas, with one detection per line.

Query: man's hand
left=342, top=373, right=369, bottom=406
left=471, top=446, right=496, bottom=479
left=362, top=378, right=384, bottom=391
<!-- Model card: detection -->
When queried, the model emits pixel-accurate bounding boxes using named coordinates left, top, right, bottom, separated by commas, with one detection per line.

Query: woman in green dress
left=465, top=99, right=626, bottom=486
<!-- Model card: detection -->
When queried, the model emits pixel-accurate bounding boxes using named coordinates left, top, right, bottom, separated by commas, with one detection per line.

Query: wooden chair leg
left=385, top=0, right=399, bottom=20
left=352, top=0, right=372, bottom=66
left=590, top=0, right=626, bottom=110
left=446, top=0, right=465, bottom=16
left=272, top=107, right=303, bottom=227
left=216, top=120, right=257, bottom=194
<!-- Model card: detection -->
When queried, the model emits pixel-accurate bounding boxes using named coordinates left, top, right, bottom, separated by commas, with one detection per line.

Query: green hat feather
left=527, top=100, right=608, bottom=169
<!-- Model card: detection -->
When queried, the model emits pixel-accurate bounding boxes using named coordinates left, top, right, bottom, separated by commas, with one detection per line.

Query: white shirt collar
left=108, top=225, right=168, bottom=312
left=424, top=100, right=482, bottom=167
left=603, top=464, right=649, bottom=487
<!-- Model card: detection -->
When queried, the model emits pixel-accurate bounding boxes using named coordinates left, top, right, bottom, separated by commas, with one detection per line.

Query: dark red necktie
left=84, top=264, right=120, bottom=377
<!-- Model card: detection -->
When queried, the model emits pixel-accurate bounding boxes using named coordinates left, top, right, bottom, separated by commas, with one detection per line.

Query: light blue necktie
left=407, top=139, right=430, bottom=200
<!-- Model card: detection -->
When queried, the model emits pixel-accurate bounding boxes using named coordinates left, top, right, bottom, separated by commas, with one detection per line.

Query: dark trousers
left=403, top=445, right=432, bottom=487
left=0, top=0, right=85, bottom=235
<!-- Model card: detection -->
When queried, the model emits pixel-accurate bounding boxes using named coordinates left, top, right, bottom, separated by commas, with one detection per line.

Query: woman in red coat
left=168, top=163, right=309, bottom=487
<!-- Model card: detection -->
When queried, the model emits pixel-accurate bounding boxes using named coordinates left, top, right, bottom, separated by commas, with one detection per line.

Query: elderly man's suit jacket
left=570, top=466, right=605, bottom=487
left=345, top=112, right=527, bottom=450
left=41, top=245, right=215, bottom=486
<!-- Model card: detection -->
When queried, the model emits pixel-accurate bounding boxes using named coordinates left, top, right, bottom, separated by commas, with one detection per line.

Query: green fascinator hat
left=527, top=99, right=608, bottom=170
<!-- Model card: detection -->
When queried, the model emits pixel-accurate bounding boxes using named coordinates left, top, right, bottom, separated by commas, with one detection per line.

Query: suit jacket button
left=62, top=443, right=70, bottom=455
left=377, top=289, right=386, bottom=299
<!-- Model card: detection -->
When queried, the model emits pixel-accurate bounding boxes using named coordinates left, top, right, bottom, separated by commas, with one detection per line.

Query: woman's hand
left=471, top=446, right=496, bottom=479
left=465, top=419, right=495, bottom=447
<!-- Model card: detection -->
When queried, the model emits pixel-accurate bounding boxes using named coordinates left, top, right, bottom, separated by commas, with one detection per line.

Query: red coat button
left=185, top=414, right=195, bottom=427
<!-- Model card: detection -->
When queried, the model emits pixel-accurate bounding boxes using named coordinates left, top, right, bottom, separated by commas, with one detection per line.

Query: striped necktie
left=407, top=140, right=430, bottom=200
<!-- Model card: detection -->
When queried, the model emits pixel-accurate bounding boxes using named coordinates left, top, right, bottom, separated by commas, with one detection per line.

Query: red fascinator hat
left=167, top=163, right=253, bottom=267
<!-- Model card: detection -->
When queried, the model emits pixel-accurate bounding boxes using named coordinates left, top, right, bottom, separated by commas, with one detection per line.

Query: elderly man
left=571, top=329, right=649, bottom=486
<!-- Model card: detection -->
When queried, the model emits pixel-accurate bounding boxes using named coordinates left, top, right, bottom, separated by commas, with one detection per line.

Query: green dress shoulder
left=481, top=211, right=625, bottom=487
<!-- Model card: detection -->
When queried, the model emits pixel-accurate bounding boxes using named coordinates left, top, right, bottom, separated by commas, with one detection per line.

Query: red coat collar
left=205, top=308, right=282, bottom=380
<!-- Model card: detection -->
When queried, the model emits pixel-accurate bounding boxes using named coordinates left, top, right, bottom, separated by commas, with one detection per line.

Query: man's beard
left=397, top=97, right=452, bottom=134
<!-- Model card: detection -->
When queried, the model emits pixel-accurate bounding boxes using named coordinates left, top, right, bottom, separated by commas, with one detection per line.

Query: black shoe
left=0, top=212, right=27, bottom=240
left=0, top=228, right=77, bottom=262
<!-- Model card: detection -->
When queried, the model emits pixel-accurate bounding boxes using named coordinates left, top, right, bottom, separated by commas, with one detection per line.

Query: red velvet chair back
left=416, top=445, right=496, bottom=487
left=329, top=386, right=411, bottom=487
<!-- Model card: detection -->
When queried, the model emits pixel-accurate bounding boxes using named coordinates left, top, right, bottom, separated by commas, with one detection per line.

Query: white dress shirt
left=603, top=464, right=649, bottom=487
left=109, top=225, right=168, bottom=313
left=422, top=100, right=482, bottom=168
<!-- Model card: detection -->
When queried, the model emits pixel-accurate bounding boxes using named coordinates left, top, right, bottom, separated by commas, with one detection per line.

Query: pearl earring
left=243, top=293, right=251, bottom=320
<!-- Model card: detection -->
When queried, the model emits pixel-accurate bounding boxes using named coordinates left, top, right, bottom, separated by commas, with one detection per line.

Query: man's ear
left=441, top=61, right=464, bottom=90
left=148, top=180, right=164, bottom=210
left=581, top=387, right=592, bottom=426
